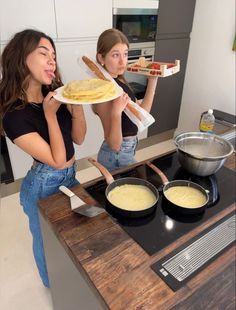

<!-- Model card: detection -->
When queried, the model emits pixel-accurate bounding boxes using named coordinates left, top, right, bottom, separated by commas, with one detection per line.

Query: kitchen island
left=38, top=145, right=236, bottom=310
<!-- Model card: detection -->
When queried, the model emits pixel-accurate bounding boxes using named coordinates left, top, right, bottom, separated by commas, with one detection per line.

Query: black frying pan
left=173, top=167, right=219, bottom=207
left=88, top=158, right=159, bottom=218
left=146, top=161, right=209, bottom=215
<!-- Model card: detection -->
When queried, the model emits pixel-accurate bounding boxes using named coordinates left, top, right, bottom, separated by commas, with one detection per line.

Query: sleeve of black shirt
left=2, top=109, right=36, bottom=142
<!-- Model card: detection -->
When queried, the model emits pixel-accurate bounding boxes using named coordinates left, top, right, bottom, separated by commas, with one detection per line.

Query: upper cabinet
left=157, top=0, right=196, bottom=36
left=0, top=0, right=57, bottom=41
left=55, top=0, right=112, bottom=39
left=1, top=0, right=112, bottom=43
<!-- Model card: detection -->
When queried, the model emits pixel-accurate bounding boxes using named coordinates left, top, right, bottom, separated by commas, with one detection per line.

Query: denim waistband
left=122, top=136, right=138, bottom=141
left=31, top=161, right=77, bottom=174
left=101, top=136, right=138, bottom=153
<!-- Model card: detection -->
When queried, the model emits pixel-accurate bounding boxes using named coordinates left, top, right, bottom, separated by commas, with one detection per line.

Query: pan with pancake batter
left=146, top=162, right=209, bottom=215
left=88, top=158, right=159, bottom=219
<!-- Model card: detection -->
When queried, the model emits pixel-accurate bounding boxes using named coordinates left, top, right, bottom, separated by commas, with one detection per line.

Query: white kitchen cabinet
left=73, top=104, right=104, bottom=160
left=55, top=41, right=98, bottom=83
left=55, top=0, right=112, bottom=39
left=0, top=0, right=57, bottom=42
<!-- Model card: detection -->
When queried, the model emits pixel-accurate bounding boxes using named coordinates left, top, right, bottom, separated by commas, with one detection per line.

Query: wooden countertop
left=38, top=153, right=236, bottom=310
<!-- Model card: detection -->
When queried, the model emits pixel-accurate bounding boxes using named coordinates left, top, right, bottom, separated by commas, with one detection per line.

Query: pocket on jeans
left=42, top=170, right=76, bottom=198
left=120, top=143, right=136, bottom=153
left=98, top=149, right=117, bottom=170
left=120, top=145, right=129, bottom=152
left=20, top=172, right=35, bottom=206
left=44, top=173, right=67, bottom=187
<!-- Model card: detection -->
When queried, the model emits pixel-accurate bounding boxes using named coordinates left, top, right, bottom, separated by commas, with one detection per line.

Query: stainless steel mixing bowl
left=174, top=132, right=234, bottom=176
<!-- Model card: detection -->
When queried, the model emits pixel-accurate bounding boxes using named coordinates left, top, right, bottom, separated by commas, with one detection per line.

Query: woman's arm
left=94, top=93, right=130, bottom=152
left=14, top=92, right=67, bottom=168
left=67, top=105, right=87, bottom=145
left=139, top=76, right=158, bottom=112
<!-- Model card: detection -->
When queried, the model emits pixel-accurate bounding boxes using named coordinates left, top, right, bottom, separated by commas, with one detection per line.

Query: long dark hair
left=0, top=29, right=63, bottom=130
left=96, top=28, right=130, bottom=84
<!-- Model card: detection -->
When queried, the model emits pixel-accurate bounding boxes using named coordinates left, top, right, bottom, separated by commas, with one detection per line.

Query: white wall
left=177, top=0, right=235, bottom=133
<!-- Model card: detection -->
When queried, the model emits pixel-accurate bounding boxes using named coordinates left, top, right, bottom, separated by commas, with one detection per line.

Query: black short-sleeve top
left=2, top=100, right=74, bottom=162
left=114, top=78, right=138, bottom=137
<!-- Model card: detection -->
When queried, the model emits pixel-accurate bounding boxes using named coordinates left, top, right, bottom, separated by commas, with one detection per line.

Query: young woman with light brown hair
left=93, top=28, right=158, bottom=171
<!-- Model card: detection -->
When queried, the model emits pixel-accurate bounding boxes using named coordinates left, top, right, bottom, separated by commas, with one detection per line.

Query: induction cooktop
left=86, top=152, right=236, bottom=256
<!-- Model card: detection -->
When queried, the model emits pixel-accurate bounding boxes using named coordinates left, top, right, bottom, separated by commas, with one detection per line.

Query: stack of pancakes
left=63, top=79, right=116, bottom=102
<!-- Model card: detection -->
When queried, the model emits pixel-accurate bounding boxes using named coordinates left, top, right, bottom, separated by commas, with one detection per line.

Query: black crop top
left=2, top=100, right=74, bottom=162
left=114, top=78, right=138, bottom=137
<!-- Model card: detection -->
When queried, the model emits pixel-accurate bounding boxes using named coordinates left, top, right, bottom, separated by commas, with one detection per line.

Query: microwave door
left=113, top=8, right=158, bottom=44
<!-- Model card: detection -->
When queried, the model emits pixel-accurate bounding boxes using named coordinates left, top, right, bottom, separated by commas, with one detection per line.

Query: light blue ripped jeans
left=97, top=136, right=138, bottom=171
left=20, top=162, right=79, bottom=288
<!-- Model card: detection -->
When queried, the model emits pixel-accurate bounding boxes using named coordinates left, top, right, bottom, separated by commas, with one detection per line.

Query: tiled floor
left=0, top=193, right=53, bottom=310
left=0, top=139, right=175, bottom=310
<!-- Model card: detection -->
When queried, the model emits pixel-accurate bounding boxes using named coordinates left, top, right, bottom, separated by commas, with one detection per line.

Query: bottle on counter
left=199, top=109, right=215, bottom=133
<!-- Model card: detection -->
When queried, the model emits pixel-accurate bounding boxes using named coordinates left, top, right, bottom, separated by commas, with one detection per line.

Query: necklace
left=30, top=102, right=43, bottom=110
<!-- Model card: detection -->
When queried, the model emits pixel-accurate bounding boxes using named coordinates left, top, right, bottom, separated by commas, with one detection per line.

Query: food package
left=124, top=100, right=155, bottom=133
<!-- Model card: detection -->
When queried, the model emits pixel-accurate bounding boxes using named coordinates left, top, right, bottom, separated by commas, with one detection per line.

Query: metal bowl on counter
left=174, top=132, right=234, bottom=176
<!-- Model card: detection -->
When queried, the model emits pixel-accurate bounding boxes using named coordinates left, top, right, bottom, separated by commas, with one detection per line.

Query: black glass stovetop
left=86, top=152, right=236, bottom=255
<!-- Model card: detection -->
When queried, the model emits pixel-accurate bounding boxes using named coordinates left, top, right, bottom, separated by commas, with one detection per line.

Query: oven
left=113, top=0, right=158, bottom=99
left=126, top=45, right=155, bottom=99
left=1, top=135, right=14, bottom=184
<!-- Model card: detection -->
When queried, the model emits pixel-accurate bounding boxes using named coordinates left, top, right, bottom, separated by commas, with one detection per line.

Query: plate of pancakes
left=53, top=78, right=123, bottom=104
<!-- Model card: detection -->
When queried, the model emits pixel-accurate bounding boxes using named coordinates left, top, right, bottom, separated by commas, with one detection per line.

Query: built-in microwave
left=112, top=1, right=159, bottom=99
left=113, top=7, right=158, bottom=47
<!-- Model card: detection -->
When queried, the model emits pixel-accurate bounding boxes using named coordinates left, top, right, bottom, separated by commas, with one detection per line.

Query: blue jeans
left=97, top=136, right=138, bottom=171
left=20, top=162, right=79, bottom=288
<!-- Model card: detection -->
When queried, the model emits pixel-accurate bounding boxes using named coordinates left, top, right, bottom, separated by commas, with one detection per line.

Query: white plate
left=53, top=82, right=123, bottom=105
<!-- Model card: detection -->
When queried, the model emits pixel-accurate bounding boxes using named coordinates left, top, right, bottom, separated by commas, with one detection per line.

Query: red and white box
left=127, top=59, right=180, bottom=77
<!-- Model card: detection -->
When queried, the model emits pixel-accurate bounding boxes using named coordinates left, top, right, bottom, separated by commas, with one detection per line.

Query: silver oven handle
left=128, top=56, right=153, bottom=64
left=113, top=8, right=158, bottom=15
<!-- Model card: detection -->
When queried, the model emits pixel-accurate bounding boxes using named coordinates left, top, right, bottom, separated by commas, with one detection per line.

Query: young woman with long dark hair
left=0, top=29, right=87, bottom=287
